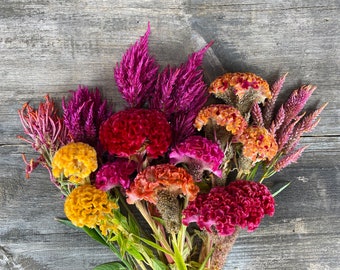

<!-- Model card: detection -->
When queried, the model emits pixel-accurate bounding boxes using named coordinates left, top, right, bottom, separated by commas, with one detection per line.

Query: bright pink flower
left=169, top=136, right=224, bottom=180
left=182, top=180, right=275, bottom=236
left=99, top=108, right=172, bottom=158
left=95, top=159, right=137, bottom=191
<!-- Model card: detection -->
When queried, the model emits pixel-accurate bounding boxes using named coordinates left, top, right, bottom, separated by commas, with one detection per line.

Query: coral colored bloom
left=52, top=142, right=98, bottom=184
left=99, top=108, right=172, bottom=158
left=209, top=72, right=271, bottom=103
left=95, top=159, right=136, bottom=191
left=237, top=126, right=278, bottom=162
left=182, top=180, right=275, bottom=236
left=169, top=136, right=224, bottom=180
left=194, top=104, right=247, bottom=136
left=126, top=164, right=199, bottom=205
left=64, top=185, right=118, bottom=234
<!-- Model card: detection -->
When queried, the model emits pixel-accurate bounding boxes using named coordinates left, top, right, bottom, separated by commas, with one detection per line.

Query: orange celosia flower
left=237, top=126, right=278, bottom=162
left=126, top=164, right=199, bottom=205
left=52, top=142, right=98, bottom=184
left=209, top=72, right=271, bottom=103
left=194, top=104, right=248, bottom=136
left=64, top=185, right=118, bottom=235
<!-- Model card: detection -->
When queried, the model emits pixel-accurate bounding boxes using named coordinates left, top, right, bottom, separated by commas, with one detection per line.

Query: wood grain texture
left=1, top=0, right=339, bottom=269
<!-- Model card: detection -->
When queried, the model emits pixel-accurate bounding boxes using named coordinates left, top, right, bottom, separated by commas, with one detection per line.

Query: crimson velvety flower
left=169, top=136, right=224, bottom=180
left=99, top=108, right=172, bottom=158
left=182, top=180, right=275, bottom=236
left=63, top=86, right=112, bottom=147
left=95, top=159, right=137, bottom=191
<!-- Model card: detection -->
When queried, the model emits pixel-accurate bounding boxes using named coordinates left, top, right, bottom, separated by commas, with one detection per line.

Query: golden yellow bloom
left=237, top=126, right=278, bottom=162
left=52, top=142, right=97, bottom=184
left=209, top=72, right=271, bottom=103
left=194, top=104, right=247, bottom=136
left=64, top=185, right=118, bottom=234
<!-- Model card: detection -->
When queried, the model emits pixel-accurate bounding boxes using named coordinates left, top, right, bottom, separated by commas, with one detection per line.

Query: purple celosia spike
left=269, top=105, right=285, bottom=136
left=275, top=146, right=308, bottom=172
left=263, top=73, right=287, bottom=128
left=114, top=23, right=159, bottom=108
left=171, top=112, right=197, bottom=144
left=63, top=86, right=112, bottom=147
left=251, top=102, right=264, bottom=126
left=282, top=85, right=316, bottom=127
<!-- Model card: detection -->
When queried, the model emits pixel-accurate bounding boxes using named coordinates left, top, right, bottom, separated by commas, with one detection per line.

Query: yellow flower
left=194, top=104, right=247, bottom=136
left=52, top=142, right=97, bottom=184
left=64, top=185, right=118, bottom=235
left=237, top=126, right=278, bottom=162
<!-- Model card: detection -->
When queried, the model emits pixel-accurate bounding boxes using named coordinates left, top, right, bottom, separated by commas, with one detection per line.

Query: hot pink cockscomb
left=99, top=108, right=172, bottom=159
left=169, top=136, right=224, bottom=181
left=182, top=180, right=275, bottom=236
left=114, top=23, right=159, bottom=108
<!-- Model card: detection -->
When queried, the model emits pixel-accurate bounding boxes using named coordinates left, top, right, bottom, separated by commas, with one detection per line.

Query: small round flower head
left=209, top=72, right=271, bottom=104
left=126, top=164, right=199, bottom=205
left=194, top=104, right=247, bottom=136
left=64, top=185, right=118, bottom=231
left=182, top=180, right=275, bottom=236
left=237, top=126, right=278, bottom=162
left=95, top=159, right=136, bottom=191
left=169, top=136, right=224, bottom=180
left=99, top=108, right=172, bottom=158
left=52, top=142, right=98, bottom=184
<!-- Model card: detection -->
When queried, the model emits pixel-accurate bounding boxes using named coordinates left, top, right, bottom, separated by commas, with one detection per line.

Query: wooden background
left=0, top=0, right=339, bottom=269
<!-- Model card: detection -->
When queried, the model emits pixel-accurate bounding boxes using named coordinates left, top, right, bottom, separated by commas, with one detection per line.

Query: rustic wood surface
left=1, top=0, right=339, bottom=269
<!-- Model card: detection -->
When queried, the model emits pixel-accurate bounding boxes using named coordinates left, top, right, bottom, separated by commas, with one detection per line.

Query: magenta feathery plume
left=114, top=23, right=159, bottom=108
left=62, top=86, right=112, bottom=147
left=275, top=146, right=308, bottom=172
left=150, top=41, right=213, bottom=143
left=251, top=102, right=264, bottom=126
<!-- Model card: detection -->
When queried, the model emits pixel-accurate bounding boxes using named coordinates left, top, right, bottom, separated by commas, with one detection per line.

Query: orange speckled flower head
left=237, top=126, right=278, bottom=162
left=64, top=185, right=118, bottom=234
left=126, top=164, right=199, bottom=205
left=52, top=142, right=97, bottom=184
left=209, top=72, right=271, bottom=104
left=194, top=104, right=247, bottom=136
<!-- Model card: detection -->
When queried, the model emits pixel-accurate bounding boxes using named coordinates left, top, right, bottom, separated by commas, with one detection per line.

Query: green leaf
left=272, top=181, right=291, bottom=197
left=93, top=261, right=127, bottom=270
left=151, top=258, right=168, bottom=270
left=135, top=236, right=174, bottom=256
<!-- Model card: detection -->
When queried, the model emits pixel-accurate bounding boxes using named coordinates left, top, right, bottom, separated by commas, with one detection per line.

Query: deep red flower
left=182, top=180, right=275, bottom=236
left=99, top=108, right=172, bottom=158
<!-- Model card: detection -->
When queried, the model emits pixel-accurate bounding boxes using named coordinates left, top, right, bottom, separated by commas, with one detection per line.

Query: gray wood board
left=1, top=0, right=339, bottom=269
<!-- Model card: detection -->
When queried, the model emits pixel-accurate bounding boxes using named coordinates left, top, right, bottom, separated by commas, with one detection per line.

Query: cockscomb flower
left=114, top=23, right=159, bottom=108
left=194, top=104, right=247, bottom=137
left=63, top=86, right=112, bottom=147
left=169, top=136, right=224, bottom=180
left=52, top=142, right=98, bottom=184
left=182, top=180, right=275, bottom=236
left=99, top=108, right=172, bottom=158
left=237, top=126, right=278, bottom=162
left=209, top=72, right=271, bottom=103
left=18, top=95, right=69, bottom=181
left=64, top=184, right=118, bottom=236
left=126, top=164, right=199, bottom=205
left=95, top=159, right=137, bottom=191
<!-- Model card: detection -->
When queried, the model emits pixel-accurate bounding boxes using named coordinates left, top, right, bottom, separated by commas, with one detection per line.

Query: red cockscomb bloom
left=99, top=108, right=172, bottom=158
left=182, top=180, right=275, bottom=236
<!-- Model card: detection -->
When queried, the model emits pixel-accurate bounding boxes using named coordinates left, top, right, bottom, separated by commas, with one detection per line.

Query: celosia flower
left=182, top=180, right=275, bottom=236
left=63, top=86, right=112, bottom=147
left=99, top=108, right=172, bottom=158
left=114, top=23, right=159, bottom=108
left=194, top=104, right=247, bottom=136
left=126, top=164, right=199, bottom=205
left=95, top=159, right=137, bottom=191
left=18, top=95, right=69, bottom=181
left=52, top=142, right=98, bottom=184
left=237, top=126, right=278, bottom=162
left=169, top=136, right=224, bottom=180
left=64, top=184, right=118, bottom=235
left=209, top=72, right=271, bottom=104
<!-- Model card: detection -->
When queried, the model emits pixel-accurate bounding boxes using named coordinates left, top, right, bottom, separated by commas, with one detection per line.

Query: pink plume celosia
left=275, top=146, right=308, bottom=172
left=269, top=105, right=285, bottom=136
left=62, top=86, right=112, bottom=147
left=114, top=23, right=159, bottom=108
left=251, top=102, right=264, bottom=126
